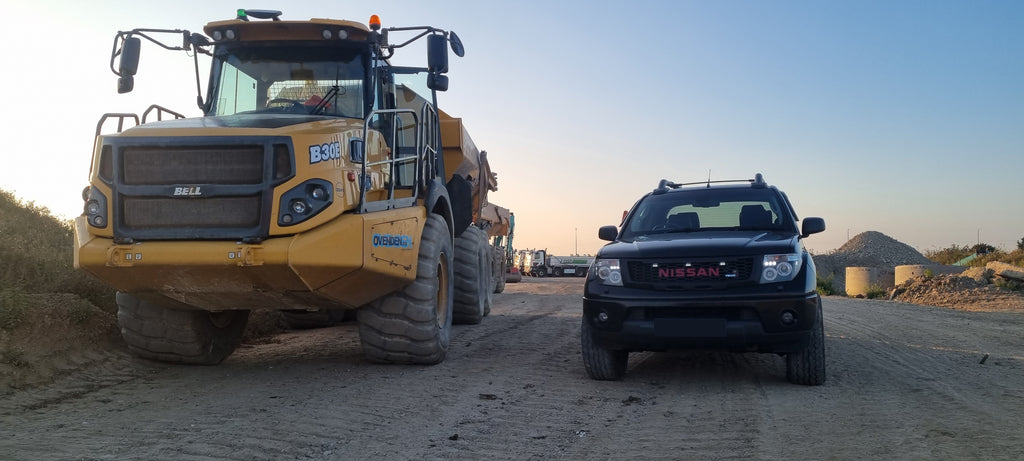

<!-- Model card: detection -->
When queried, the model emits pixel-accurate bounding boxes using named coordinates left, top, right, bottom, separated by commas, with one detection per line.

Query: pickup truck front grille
left=626, top=258, right=755, bottom=290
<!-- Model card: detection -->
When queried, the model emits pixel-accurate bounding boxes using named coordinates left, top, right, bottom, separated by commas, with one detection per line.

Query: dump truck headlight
left=278, top=179, right=333, bottom=227
left=82, top=186, right=109, bottom=229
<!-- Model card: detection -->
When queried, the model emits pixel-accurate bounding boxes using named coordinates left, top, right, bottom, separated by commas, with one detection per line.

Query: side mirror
left=448, top=31, right=465, bottom=57
left=598, top=225, right=618, bottom=242
left=427, top=34, right=449, bottom=74
left=801, top=217, right=826, bottom=237
left=116, top=36, right=141, bottom=94
left=427, top=73, right=449, bottom=92
left=118, top=36, right=141, bottom=77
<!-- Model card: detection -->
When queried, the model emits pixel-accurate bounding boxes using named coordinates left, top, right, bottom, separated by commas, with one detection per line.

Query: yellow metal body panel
left=74, top=205, right=424, bottom=311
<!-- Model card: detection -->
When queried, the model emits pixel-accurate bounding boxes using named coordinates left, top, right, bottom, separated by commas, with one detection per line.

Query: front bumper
left=582, top=290, right=819, bottom=353
left=73, top=207, right=424, bottom=311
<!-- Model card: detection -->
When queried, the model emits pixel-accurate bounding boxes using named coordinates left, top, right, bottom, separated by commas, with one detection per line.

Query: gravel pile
left=813, top=231, right=932, bottom=292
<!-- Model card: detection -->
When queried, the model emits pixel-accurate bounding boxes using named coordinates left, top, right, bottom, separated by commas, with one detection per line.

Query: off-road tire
left=581, top=317, right=628, bottom=380
left=280, top=309, right=355, bottom=330
left=493, top=245, right=507, bottom=295
left=786, top=296, right=827, bottom=385
left=116, top=292, right=249, bottom=365
left=357, top=214, right=454, bottom=364
left=452, top=226, right=492, bottom=324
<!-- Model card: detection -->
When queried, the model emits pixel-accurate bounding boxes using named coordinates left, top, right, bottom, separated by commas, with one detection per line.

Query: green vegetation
left=924, top=242, right=1024, bottom=268
left=864, top=285, right=888, bottom=300
left=816, top=275, right=839, bottom=296
left=0, top=189, right=115, bottom=332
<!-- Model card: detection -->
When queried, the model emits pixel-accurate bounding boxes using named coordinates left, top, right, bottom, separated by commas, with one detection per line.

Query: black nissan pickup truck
left=581, top=174, right=827, bottom=385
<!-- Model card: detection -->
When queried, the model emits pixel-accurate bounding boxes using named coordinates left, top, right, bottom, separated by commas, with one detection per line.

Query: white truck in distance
left=524, top=249, right=594, bottom=277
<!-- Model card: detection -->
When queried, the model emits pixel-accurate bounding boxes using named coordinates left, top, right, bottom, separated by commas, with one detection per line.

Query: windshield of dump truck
left=209, top=44, right=367, bottom=118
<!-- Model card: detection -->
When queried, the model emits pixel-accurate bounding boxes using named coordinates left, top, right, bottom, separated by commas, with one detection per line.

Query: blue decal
left=372, top=233, right=414, bottom=248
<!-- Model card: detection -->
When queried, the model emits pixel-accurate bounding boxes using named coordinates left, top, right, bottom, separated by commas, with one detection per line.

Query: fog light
left=291, top=200, right=309, bottom=214
left=780, top=310, right=797, bottom=325
left=91, top=215, right=105, bottom=227
left=311, top=186, right=327, bottom=201
left=597, top=312, right=609, bottom=322
left=86, top=200, right=101, bottom=215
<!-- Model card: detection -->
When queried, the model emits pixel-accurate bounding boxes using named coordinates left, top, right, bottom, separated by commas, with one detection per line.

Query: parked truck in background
left=525, top=249, right=595, bottom=277
left=74, top=9, right=496, bottom=365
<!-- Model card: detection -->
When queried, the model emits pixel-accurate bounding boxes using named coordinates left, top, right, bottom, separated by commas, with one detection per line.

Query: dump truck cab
left=75, top=10, right=488, bottom=366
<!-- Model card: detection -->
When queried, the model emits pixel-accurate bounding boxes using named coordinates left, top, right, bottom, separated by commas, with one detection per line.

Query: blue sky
left=2, top=1, right=1021, bottom=256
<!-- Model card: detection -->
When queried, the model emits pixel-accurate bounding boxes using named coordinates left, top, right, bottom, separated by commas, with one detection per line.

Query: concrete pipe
left=845, top=267, right=895, bottom=298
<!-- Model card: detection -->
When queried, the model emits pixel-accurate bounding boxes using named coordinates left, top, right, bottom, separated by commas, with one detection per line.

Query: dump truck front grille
left=122, top=146, right=264, bottom=185
left=103, top=136, right=294, bottom=241
left=122, top=196, right=262, bottom=229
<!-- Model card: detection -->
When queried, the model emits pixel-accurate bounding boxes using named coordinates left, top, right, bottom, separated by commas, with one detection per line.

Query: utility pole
left=575, top=227, right=578, bottom=255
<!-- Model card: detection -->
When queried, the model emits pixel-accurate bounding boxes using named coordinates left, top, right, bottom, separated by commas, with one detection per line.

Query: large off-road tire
left=280, top=309, right=355, bottom=330
left=452, top=225, right=492, bottom=325
left=786, top=296, right=827, bottom=385
left=581, top=317, right=628, bottom=380
left=493, top=246, right=506, bottom=295
left=116, top=292, right=249, bottom=365
left=357, top=214, right=454, bottom=364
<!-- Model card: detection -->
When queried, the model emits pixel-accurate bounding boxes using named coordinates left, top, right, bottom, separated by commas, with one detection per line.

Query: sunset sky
left=2, top=0, right=1021, bottom=256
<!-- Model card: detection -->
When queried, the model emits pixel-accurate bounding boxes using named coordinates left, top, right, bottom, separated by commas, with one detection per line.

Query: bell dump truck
left=74, top=9, right=498, bottom=365
left=525, top=250, right=595, bottom=277
left=479, top=204, right=518, bottom=289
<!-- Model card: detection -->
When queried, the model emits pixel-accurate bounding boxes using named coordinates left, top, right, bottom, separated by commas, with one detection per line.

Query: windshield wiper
left=310, top=86, right=339, bottom=115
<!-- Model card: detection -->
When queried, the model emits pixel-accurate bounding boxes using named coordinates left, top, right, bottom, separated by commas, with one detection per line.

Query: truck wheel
left=786, top=296, right=827, bottom=385
left=493, top=246, right=506, bottom=295
left=535, top=267, right=547, bottom=278
left=358, top=214, right=454, bottom=364
left=452, top=226, right=492, bottom=324
left=116, top=292, right=249, bottom=365
left=581, top=317, right=628, bottom=380
left=554, top=268, right=563, bottom=277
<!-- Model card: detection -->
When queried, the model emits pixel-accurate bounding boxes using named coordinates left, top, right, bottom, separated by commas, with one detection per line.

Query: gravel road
left=2, top=277, right=1022, bottom=460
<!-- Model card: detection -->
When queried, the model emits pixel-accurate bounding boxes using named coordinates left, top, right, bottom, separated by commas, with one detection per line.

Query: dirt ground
left=2, top=277, right=1023, bottom=460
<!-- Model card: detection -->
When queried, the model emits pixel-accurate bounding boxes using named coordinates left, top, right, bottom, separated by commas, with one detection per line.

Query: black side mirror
left=116, top=36, right=141, bottom=94
left=598, top=225, right=618, bottom=242
left=427, top=34, right=448, bottom=74
left=427, top=74, right=449, bottom=92
left=801, top=217, right=826, bottom=237
left=448, top=31, right=465, bottom=57
left=119, top=37, right=141, bottom=76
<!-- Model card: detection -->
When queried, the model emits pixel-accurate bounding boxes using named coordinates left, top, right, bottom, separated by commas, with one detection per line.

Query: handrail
left=359, top=108, right=420, bottom=213
left=141, top=104, right=186, bottom=123
left=95, top=113, right=140, bottom=136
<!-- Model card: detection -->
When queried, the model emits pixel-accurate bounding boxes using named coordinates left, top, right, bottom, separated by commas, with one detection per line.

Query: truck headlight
left=278, top=179, right=333, bottom=227
left=761, top=254, right=801, bottom=283
left=82, top=186, right=108, bottom=229
left=594, top=258, right=622, bottom=286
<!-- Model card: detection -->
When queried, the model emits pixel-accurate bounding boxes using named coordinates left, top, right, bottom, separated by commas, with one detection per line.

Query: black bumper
left=582, top=291, right=819, bottom=354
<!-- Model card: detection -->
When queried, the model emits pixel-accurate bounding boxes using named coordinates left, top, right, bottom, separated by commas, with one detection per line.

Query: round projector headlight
left=763, top=267, right=778, bottom=281
left=776, top=262, right=793, bottom=277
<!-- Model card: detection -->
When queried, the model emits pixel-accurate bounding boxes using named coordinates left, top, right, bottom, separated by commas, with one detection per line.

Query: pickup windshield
left=621, top=188, right=796, bottom=240
left=209, top=43, right=367, bottom=118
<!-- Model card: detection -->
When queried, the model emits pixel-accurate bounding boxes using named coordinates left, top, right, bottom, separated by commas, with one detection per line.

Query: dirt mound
left=814, top=231, right=932, bottom=292
left=891, top=273, right=1024, bottom=312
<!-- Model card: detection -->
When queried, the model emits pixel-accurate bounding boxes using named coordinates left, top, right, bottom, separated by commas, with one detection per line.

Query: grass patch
left=816, top=275, right=837, bottom=296
left=0, top=288, right=28, bottom=331
left=0, top=189, right=115, bottom=313
left=865, top=285, right=888, bottom=300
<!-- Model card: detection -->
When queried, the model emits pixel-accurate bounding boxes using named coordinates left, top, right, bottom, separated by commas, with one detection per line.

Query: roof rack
left=655, top=173, right=767, bottom=193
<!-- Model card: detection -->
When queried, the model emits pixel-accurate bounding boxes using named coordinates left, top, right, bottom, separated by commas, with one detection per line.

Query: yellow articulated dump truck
left=74, top=9, right=499, bottom=365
